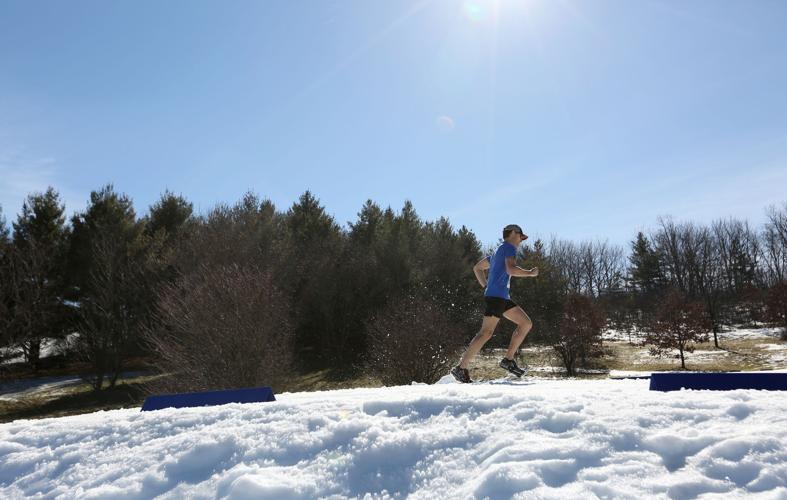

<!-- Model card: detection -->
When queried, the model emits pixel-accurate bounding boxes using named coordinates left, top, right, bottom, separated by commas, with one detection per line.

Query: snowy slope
left=2, top=377, right=787, bottom=499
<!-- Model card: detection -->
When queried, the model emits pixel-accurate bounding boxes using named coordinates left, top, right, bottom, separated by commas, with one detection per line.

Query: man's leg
left=502, top=306, right=533, bottom=360
left=458, top=315, right=500, bottom=369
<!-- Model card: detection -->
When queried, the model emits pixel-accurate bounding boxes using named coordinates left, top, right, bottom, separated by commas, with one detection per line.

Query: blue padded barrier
left=649, top=372, right=787, bottom=392
left=141, top=386, right=275, bottom=411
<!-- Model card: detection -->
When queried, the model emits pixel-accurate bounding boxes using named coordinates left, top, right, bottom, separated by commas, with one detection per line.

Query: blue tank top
left=485, top=242, right=517, bottom=299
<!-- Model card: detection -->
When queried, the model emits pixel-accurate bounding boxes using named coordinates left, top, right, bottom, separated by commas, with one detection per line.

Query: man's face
left=508, top=228, right=528, bottom=244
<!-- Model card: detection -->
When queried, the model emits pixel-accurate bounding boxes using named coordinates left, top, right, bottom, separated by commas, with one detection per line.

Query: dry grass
left=0, top=373, right=168, bottom=423
left=590, top=337, right=787, bottom=372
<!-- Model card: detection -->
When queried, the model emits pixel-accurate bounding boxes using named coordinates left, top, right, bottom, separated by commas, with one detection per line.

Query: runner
left=451, top=224, right=538, bottom=383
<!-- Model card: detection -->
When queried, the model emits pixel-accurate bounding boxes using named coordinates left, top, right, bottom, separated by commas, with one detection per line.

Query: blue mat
left=141, top=386, right=275, bottom=411
left=650, top=372, right=787, bottom=392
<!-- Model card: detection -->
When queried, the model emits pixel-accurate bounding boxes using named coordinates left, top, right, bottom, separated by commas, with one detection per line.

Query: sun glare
left=462, top=0, right=488, bottom=22
left=462, top=0, right=540, bottom=23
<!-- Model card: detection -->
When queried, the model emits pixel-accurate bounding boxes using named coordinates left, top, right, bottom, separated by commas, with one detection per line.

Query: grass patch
left=1, top=382, right=145, bottom=423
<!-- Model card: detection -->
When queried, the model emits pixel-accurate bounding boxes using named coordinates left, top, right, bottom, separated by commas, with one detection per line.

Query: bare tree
left=655, top=217, right=687, bottom=292
left=146, top=264, right=294, bottom=393
left=762, top=204, right=787, bottom=286
left=646, top=289, right=711, bottom=370
left=365, top=286, right=466, bottom=385
left=596, top=240, right=626, bottom=294
left=76, top=237, right=143, bottom=390
left=692, top=224, right=723, bottom=347
left=548, top=237, right=583, bottom=295
left=552, top=293, right=605, bottom=376
left=765, top=283, right=787, bottom=340
left=714, top=218, right=759, bottom=292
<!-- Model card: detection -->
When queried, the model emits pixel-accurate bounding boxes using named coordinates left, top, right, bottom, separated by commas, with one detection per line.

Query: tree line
left=0, top=186, right=785, bottom=389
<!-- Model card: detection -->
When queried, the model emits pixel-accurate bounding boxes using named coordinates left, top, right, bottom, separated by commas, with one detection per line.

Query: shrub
left=145, top=263, right=294, bottom=393
left=366, top=286, right=467, bottom=385
left=764, top=283, right=787, bottom=340
left=646, top=288, right=712, bottom=370
left=552, top=294, right=605, bottom=376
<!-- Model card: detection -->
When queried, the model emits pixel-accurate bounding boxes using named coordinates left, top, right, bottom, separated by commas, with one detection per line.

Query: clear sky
left=1, top=0, right=786, bottom=247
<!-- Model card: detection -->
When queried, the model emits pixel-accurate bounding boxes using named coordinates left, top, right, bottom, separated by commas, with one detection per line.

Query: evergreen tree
left=67, top=185, right=146, bottom=389
left=283, top=191, right=346, bottom=367
left=0, top=204, right=9, bottom=242
left=336, top=200, right=389, bottom=364
left=142, top=191, right=195, bottom=286
left=348, top=199, right=384, bottom=247
left=146, top=190, right=193, bottom=239
left=7, top=188, right=71, bottom=369
left=511, top=239, right=566, bottom=345
left=629, top=232, right=661, bottom=292
left=67, top=185, right=144, bottom=295
left=0, top=205, right=11, bottom=349
left=376, top=201, right=423, bottom=295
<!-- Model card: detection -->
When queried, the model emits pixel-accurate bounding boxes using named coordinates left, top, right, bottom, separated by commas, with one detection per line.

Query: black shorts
left=484, top=297, right=518, bottom=318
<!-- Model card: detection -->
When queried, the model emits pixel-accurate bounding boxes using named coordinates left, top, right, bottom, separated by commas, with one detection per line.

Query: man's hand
left=530, top=267, right=539, bottom=277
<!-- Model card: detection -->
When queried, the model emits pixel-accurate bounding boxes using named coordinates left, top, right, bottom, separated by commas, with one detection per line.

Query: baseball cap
left=504, top=224, right=523, bottom=233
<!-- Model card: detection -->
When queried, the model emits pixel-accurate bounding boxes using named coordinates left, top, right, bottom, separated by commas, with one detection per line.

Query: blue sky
left=1, top=0, right=786, bottom=247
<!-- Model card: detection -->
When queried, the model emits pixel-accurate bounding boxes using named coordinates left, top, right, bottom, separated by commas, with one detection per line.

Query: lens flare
left=436, top=115, right=455, bottom=132
left=463, top=0, right=487, bottom=21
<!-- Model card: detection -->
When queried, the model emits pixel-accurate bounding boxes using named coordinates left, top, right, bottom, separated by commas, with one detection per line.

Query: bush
left=145, top=264, right=294, bottom=393
left=646, top=288, right=712, bottom=370
left=366, top=286, right=467, bottom=385
left=552, top=294, right=605, bottom=376
left=764, top=283, right=787, bottom=340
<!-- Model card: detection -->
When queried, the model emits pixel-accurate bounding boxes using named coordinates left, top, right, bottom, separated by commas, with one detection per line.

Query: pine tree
left=511, top=239, right=566, bottom=346
left=146, top=190, right=193, bottom=239
left=67, top=185, right=146, bottom=389
left=629, top=232, right=661, bottom=292
left=7, top=188, right=71, bottom=369
left=67, top=185, right=143, bottom=295
left=0, top=205, right=11, bottom=349
left=284, top=191, right=346, bottom=367
left=0, top=204, right=9, bottom=242
left=348, top=199, right=383, bottom=247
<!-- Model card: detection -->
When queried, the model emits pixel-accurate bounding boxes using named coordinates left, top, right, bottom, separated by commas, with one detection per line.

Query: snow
left=2, top=377, right=787, bottom=499
left=0, top=376, right=83, bottom=402
left=0, top=371, right=147, bottom=402
left=758, top=344, right=787, bottom=367
left=717, top=327, right=785, bottom=340
left=0, top=334, right=79, bottom=365
left=603, top=326, right=784, bottom=343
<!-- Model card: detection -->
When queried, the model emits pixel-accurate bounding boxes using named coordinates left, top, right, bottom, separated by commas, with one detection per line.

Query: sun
left=462, top=0, right=489, bottom=22
left=462, top=0, right=540, bottom=23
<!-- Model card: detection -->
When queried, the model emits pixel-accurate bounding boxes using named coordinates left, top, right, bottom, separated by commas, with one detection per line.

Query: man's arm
left=505, top=256, right=538, bottom=278
left=473, top=257, right=490, bottom=288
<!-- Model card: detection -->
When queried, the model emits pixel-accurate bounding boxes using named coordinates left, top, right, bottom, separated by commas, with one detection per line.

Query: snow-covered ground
left=0, top=334, right=79, bottom=365
left=0, top=371, right=147, bottom=402
left=758, top=344, right=787, bottom=366
left=2, top=377, right=787, bottom=499
left=603, top=326, right=784, bottom=343
left=0, top=376, right=83, bottom=402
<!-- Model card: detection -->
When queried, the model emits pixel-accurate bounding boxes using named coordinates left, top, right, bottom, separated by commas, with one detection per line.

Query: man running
left=451, top=224, right=538, bottom=383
